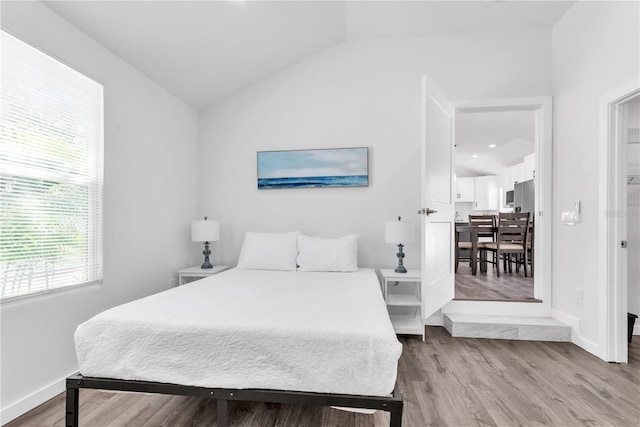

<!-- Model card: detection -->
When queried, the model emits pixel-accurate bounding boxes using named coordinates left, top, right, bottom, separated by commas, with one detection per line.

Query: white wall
left=199, top=29, right=552, bottom=270
left=551, top=1, right=640, bottom=350
left=0, top=2, right=199, bottom=422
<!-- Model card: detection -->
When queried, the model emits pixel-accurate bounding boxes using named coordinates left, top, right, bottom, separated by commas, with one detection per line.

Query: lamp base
left=201, top=242, right=214, bottom=269
left=394, top=243, right=407, bottom=273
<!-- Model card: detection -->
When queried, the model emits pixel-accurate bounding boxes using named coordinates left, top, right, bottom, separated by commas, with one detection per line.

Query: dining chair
left=455, top=224, right=472, bottom=272
left=480, top=212, right=530, bottom=277
left=468, top=215, right=496, bottom=273
left=527, top=218, right=534, bottom=278
left=510, top=217, right=535, bottom=276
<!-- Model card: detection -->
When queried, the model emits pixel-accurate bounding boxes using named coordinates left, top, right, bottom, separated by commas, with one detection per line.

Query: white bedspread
left=75, top=268, right=402, bottom=397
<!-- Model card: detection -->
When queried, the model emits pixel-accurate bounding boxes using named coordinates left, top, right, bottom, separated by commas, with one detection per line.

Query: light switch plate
left=562, top=200, right=582, bottom=225
left=562, top=212, right=577, bottom=225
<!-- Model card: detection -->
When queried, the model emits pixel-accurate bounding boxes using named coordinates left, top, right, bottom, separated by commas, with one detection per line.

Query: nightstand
left=378, top=269, right=424, bottom=340
left=177, top=265, right=231, bottom=285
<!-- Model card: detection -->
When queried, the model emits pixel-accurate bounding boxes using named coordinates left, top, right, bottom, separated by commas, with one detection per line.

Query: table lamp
left=191, top=217, right=220, bottom=269
left=385, top=216, right=415, bottom=273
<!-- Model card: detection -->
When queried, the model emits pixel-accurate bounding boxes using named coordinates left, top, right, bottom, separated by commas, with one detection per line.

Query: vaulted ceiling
left=41, top=1, right=576, bottom=175
left=44, top=0, right=575, bottom=109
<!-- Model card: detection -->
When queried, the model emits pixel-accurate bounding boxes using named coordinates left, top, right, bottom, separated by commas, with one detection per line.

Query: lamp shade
left=385, top=219, right=415, bottom=244
left=191, top=219, right=220, bottom=242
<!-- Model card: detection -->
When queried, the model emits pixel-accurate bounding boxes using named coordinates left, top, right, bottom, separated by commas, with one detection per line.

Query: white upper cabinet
left=501, top=166, right=515, bottom=192
left=473, top=175, right=499, bottom=211
left=515, top=162, right=526, bottom=183
left=455, top=176, right=475, bottom=202
left=524, top=153, right=535, bottom=180
left=505, top=156, right=532, bottom=189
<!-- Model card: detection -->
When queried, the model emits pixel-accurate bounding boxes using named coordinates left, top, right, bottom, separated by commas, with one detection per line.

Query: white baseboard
left=551, top=309, right=603, bottom=360
left=635, top=324, right=640, bottom=336
left=570, top=331, right=602, bottom=358
left=1, top=371, right=74, bottom=425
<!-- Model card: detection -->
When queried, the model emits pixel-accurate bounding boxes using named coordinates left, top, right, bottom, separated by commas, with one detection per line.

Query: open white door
left=420, top=76, right=455, bottom=319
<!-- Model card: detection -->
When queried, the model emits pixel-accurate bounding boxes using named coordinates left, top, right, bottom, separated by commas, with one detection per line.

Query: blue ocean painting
left=257, top=148, right=368, bottom=189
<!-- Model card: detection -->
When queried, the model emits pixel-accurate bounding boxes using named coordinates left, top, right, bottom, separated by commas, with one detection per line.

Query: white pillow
left=296, top=234, right=358, bottom=272
left=237, top=231, right=300, bottom=271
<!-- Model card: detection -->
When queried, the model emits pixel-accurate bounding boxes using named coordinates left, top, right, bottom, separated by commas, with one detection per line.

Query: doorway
left=420, top=93, right=553, bottom=323
left=448, top=97, right=553, bottom=311
left=626, top=98, right=640, bottom=356
left=600, top=83, right=640, bottom=363
left=453, top=109, right=537, bottom=302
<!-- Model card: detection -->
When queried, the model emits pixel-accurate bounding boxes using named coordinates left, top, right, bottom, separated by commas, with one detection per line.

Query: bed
left=67, top=267, right=404, bottom=426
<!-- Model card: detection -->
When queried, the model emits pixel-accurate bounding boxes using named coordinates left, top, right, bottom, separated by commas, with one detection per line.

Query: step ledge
left=444, top=313, right=570, bottom=328
left=443, top=313, right=571, bottom=342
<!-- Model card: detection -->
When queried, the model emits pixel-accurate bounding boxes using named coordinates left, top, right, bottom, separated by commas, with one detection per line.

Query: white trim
left=0, top=282, right=102, bottom=310
left=451, top=96, right=553, bottom=315
left=551, top=308, right=603, bottom=359
left=571, top=334, right=602, bottom=358
left=550, top=308, right=580, bottom=331
left=0, top=370, right=76, bottom=425
left=598, top=80, right=640, bottom=363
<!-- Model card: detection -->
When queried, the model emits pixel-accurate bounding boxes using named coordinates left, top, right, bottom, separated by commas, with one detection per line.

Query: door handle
left=418, top=208, right=438, bottom=215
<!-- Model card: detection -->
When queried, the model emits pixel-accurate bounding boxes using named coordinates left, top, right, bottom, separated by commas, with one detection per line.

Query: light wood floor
left=7, top=327, right=639, bottom=427
left=455, top=260, right=537, bottom=302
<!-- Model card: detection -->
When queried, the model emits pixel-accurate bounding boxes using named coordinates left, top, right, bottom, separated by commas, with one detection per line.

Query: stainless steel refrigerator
left=514, top=179, right=534, bottom=214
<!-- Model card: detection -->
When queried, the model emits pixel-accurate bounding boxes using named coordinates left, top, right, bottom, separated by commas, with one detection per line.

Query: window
left=0, top=31, right=103, bottom=301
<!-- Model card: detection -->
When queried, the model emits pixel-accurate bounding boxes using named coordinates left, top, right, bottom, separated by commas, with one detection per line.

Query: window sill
left=1, top=281, right=103, bottom=309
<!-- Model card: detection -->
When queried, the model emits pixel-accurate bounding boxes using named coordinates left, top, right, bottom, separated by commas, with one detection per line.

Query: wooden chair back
left=496, top=212, right=530, bottom=247
left=468, top=215, right=496, bottom=240
left=527, top=217, right=535, bottom=277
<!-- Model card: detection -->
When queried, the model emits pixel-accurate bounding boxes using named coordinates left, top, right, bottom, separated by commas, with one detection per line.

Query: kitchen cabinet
left=501, top=153, right=534, bottom=208
left=508, top=154, right=534, bottom=185
left=515, top=162, right=526, bottom=184
left=502, top=166, right=515, bottom=193
left=455, top=177, right=475, bottom=202
left=473, top=175, right=499, bottom=211
left=524, top=153, right=535, bottom=180
left=504, top=163, right=524, bottom=191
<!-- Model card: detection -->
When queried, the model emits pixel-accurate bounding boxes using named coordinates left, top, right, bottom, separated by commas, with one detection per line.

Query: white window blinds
left=0, top=31, right=103, bottom=300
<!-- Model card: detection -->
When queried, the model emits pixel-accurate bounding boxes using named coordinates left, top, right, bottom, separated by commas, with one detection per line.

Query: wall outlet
left=169, top=278, right=178, bottom=288
left=576, top=288, right=584, bottom=304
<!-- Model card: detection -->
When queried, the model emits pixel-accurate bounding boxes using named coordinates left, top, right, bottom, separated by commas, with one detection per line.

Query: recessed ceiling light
left=489, top=144, right=496, bottom=148
left=472, top=154, right=478, bottom=158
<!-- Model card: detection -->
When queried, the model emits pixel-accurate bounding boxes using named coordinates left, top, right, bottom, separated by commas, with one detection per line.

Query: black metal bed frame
left=66, top=373, right=403, bottom=427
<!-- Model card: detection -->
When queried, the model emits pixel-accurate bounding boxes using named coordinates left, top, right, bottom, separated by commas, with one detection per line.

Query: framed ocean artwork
left=257, top=147, right=369, bottom=189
